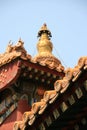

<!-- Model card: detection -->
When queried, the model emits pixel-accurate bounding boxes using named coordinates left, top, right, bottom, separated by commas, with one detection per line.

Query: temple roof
left=13, top=56, right=87, bottom=130
left=0, top=24, right=87, bottom=130
left=0, top=25, right=65, bottom=93
left=0, top=24, right=64, bottom=72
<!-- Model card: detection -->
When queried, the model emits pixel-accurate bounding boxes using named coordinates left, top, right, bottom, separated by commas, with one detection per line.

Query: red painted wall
left=0, top=109, right=17, bottom=130
left=0, top=99, right=31, bottom=130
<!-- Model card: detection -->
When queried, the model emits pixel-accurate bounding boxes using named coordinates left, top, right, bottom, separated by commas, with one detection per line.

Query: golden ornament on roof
left=33, top=24, right=64, bottom=72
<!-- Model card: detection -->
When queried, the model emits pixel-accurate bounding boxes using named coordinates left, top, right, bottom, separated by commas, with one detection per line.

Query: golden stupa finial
left=32, top=24, right=64, bottom=72
left=37, top=23, right=52, bottom=39
left=35, top=23, right=53, bottom=56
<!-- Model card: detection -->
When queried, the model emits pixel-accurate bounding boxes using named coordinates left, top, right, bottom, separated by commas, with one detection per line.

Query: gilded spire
left=37, top=24, right=53, bottom=56
left=32, top=24, right=64, bottom=72
left=37, top=23, right=52, bottom=38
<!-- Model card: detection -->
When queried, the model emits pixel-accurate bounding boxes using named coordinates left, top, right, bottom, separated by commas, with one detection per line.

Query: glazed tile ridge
left=0, top=39, right=64, bottom=73
left=0, top=39, right=31, bottom=67
left=13, top=56, right=87, bottom=130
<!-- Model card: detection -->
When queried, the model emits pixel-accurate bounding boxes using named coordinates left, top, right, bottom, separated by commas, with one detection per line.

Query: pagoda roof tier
left=0, top=40, right=64, bottom=92
left=13, top=56, right=87, bottom=130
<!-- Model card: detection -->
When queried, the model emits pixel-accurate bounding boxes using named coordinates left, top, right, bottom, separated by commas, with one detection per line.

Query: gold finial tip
left=41, top=23, right=47, bottom=30
left=37, top=23, right=52, bottom=38
left=43, top=23, right=47, bottom=26
left=43, top=23, right=47, bottom=28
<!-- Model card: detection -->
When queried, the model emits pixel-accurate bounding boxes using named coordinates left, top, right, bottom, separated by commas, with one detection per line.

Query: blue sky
left=0, top=0, right=87, bottom=68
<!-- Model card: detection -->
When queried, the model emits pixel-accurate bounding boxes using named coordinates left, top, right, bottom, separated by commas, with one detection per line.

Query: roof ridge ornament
left=0, top=39, right=31, bottom=67
left=17, top=38, right=24, bottom=46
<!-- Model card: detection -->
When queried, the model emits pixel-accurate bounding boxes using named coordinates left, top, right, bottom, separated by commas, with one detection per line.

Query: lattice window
left=0, top=92, right=18, bottom=125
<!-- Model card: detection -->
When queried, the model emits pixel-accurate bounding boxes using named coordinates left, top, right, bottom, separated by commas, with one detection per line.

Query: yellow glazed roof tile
left=13, top=56, right=87, bottom=130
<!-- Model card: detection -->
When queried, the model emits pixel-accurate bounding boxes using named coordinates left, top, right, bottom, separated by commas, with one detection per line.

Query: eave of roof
left=0, top=56, right=65, bottom=92
left=13, top=56, right=87, bottom=130
left=0, top=40, right=65, bottom=91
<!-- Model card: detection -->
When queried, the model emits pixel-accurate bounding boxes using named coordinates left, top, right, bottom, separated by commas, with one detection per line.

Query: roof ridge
left=0, top=39, right=31, bottom=67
